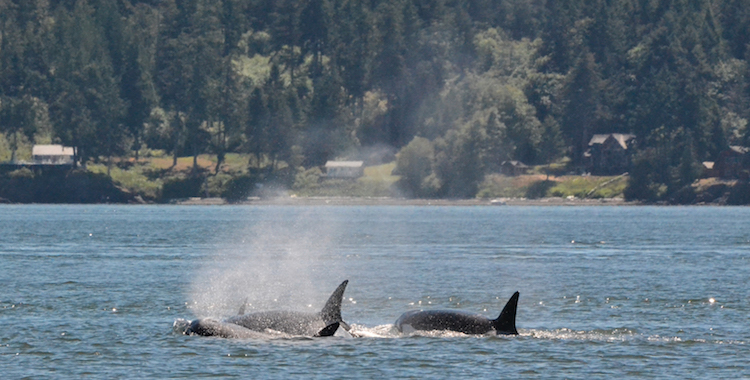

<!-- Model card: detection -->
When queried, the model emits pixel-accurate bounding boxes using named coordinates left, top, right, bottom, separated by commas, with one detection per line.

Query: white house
left=324, top=161, right=364, bottom=178
left=32, top=145, right=75, bottom=165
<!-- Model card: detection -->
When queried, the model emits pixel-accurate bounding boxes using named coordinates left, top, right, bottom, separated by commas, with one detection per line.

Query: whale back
left=223, top=280, right=349, bottom=337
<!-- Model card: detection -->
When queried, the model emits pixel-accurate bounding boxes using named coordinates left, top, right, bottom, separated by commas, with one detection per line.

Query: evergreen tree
left=560, top=50, right=606, bottom=166
left=122, top=3, right=160, bottom=160
left=245, top=86, right=269, bottom=168
left=270, top=0, right=302, bottom=86
left=48, top=0, right=126, bottom=165
left=299, top=0, right=330, bottom=78
left=263, top=63, right=294, bottom=172
left=395, top=136, right=435, bottom=197
left=331, top=0, right=375, bottom=103
left=155, top=0, right=194, bottom=166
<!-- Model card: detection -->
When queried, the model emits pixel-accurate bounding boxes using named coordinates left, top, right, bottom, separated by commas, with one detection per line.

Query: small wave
left=347, top=324, right=521, bottom=338
left=347, top=324, right=399, bottom=338
left=526, top=328, right=637, bottom=342
left=402, top=330, right=497, bottom=338
left=172, top=318, right=191, bottom=335
left=646, top=335, right=747, bottom=345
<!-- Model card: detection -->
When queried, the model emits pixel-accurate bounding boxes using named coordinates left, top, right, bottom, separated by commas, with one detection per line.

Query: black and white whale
left=394, top=291, right=519, bottom=335
left=181, top=280, right=349, bottom=338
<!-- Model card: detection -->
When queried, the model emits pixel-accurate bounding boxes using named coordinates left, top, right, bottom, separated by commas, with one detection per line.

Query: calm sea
left=1, top=205, right=749, bottom=379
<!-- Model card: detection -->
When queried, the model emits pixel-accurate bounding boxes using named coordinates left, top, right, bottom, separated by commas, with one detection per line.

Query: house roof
left=325, top=161, right=364, bottom=168
left=729, top=146, right=749, bottom=154
left=501, top=160, right=528, bottom=168
left=588, top=133, right=635, bottom=149
left=32, top=145, right=74, bottom=156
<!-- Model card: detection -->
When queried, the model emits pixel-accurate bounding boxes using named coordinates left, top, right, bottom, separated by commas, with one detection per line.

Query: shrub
left=8, top=167, right=34, bottom=179
left=221, top=175, right=256, bottom=202
left=292, top=167, right=323, bottom=194
left=727, top=183, right=750, bottom=205
left=204, top=173, right=233, bottom=198
left=161, top=176, right=204, bottom=201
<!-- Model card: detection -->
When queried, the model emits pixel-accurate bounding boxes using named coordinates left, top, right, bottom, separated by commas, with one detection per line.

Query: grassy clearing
left=87, top=162, right=163, bottom=199
left=548, top=175, right=628, bottom=199
left=87, top=156, right=628, bottom=202
left=86, top=153, right=254, bottom=199
left=363, top=162, right=399, bottom=184
left=292, top=162, right=401, bottom=197
left=478, top=173, right=628, bottom=199
left=87, top=155, right=402, bottom=200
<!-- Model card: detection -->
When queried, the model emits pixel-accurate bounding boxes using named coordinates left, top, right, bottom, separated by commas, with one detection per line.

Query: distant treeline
left=1, top=0, right=749, bottom=200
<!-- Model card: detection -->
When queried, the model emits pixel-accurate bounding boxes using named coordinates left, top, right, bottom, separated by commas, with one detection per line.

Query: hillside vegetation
left=2, top=0, right=750, bottom=202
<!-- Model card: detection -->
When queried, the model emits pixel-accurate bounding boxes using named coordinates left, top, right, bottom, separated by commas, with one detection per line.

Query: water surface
left=1, top=205, right=749, bottom=378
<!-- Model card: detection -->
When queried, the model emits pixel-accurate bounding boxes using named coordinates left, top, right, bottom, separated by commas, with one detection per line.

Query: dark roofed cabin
left=585, top=133, right=635, bottom=175
left=712, top=146, right=749, bottom=179
left=500, top=161, right=528, bottom=176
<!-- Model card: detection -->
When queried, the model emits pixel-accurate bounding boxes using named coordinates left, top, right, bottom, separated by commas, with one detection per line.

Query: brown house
left=500, top=160, right=528, bottom=176
left=584, top=133, right=636, bottom=175
left=712, top=146, right=749, bottom=179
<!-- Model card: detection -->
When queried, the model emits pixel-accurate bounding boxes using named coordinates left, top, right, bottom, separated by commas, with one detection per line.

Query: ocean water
left=1, top=205, right=749, bottom=379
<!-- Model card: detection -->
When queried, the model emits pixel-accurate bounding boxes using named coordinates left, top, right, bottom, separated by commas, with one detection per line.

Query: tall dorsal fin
left=238, top=297, right=248, bottom=315
left=492, top=291, right=519, bottom=335
left=320, top=280, right=348, bottom=324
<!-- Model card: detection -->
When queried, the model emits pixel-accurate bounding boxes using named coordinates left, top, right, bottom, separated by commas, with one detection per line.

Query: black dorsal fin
left=492, top=291, right=519, bottom=335
left=320, top=280, right=348, bottom=324
left=314, top=322, right=340, bottom=337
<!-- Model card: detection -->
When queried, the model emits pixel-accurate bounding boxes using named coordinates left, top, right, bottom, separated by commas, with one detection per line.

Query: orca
left=182, top=280, right=348, bottom=338
left=177, top=317, right=283, bottom=339
left=394, top=291, right=519, bottom=335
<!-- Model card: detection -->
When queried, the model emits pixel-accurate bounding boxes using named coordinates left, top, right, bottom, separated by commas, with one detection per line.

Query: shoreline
left=173, top=196, right=638, bottom=206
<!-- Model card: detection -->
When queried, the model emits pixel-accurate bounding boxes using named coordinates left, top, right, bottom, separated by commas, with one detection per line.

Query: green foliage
left=477, top=173, right=628, bottom=199
left=476, top=174, right=526, bottom=198
left=7, top=167, right=34, bottom=179
left=203, top=173, right=234, bottom=198
left=394, top=136, right=434, bottom=197
left=289, top=163, right=399, bottom=198
left=0, top=167, right=132, bottom=203
left=525, top=180, right=556, bottom=199
left=88, top=163, right=161, bottom=200
left=160, top=176, right=204, bottom=201
left=727, top=183, right=750, bottom=205
left=291, top=176, right=397, bottom=198
left=2, top=0, right=750, bottom=202
left=292, top=167, right=323, bottom=195
left=548, top=176, right=627, bottom=199
left=221, top=174, right=256, bottom=203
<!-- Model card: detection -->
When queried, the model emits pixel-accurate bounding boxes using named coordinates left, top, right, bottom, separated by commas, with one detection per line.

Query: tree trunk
left=215, top=152, right=224, bottom=174
left=10, top=131, right=17, bottom=162
left=193, top=150, right=198, bottom=173
left=172, top=113, right=180, bottom=168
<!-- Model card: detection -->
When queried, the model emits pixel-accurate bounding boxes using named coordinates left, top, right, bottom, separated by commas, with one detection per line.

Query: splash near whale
left=180, top=280, right=349, bottom=338
left=394, top=291, right=519, bottom=335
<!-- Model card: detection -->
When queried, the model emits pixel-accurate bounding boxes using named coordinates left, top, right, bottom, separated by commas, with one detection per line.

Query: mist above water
left=188, top=207, right=347, bottom=319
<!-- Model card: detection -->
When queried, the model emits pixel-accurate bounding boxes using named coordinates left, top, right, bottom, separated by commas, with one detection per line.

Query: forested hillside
left=1, top=0, right=749, bottom=201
